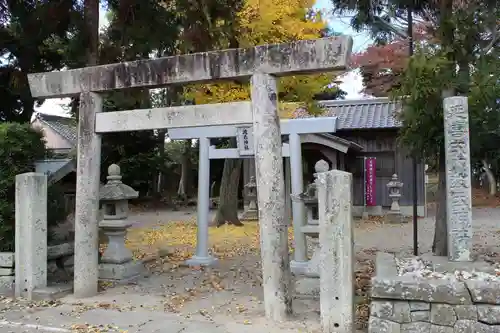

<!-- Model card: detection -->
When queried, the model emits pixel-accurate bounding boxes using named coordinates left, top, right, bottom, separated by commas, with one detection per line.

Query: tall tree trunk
left=177, top=140, right=192, bottom=202
left=433, top=143, right=448, bottom=255
left=84, top=0, right=99, bottom=66
left=482, top=159, right=497, bottom=195
left=153, top=129, right=167, bottom=197
left=432, top=0, right=457, bottom=256
left=214, top=158, right=244, bottom=227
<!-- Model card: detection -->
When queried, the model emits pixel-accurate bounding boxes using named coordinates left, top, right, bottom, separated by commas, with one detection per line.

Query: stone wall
left=0, top=253, right=14, bottom=292
left=0, top=243, right=74, bottom=294
left=369, top=252, right=500, bottom=333
left=47, top=243, right=74, bottom=281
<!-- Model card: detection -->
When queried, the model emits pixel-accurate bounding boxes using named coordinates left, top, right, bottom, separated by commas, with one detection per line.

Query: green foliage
left=100, top=91, right=161, bottom=195
left=392, top=47, right=456, bottom=159
left=468, top=50, right=500, bottom=169
left=394, top=44, right=500, bottom=171
left=0, top=122, right=70, bottom=250
left=165, top=141, right=198, bottom=166
left=0, top=123, right=46, bottom=251
left=0, top=0, right=81, bottom=122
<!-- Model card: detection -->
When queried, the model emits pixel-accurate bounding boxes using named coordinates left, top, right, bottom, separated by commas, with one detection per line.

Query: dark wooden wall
left=337, top=129, right=425, bottom=207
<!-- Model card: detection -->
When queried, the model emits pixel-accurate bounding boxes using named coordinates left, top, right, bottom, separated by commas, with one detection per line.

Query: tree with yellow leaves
left=184, top=0, right=342, bottom=227
left=185, top=0, right=336, bottom=109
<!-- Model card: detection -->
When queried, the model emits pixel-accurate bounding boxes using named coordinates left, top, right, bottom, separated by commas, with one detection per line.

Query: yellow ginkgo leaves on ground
left=122, top=221, right=295, bottom=262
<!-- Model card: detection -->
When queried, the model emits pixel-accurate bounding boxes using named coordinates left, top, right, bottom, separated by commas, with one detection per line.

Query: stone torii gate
left=27, top=36, right=352, bottom=321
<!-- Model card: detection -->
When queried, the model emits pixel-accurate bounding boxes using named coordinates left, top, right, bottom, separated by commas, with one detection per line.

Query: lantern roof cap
left=100, top=164, right=139, bottom=201
left=245, top=176, right=257, bottom=188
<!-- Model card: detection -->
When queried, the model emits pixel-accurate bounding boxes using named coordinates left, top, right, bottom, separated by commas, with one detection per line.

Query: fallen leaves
left=471, top=188, right=500, bottom=207
left=70, top=323, right=123, bottom=332
left=123, top=221, right=297, bottom=265
left=354, top=252, right=376, bottom=330
left=0, top=296, right=61, bottom=313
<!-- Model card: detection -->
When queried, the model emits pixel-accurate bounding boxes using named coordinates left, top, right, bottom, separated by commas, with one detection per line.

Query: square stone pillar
left=74, top=92, right=103, bottom=297
left=443, top=96, right=472, bottom=262
left=316, top=169, right=354, bottom=332
left=15, top=172, right=48, bottom=300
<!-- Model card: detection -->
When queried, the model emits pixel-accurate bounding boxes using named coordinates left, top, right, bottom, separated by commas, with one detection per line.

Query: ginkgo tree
left=184, top=0, right=345, bottom=226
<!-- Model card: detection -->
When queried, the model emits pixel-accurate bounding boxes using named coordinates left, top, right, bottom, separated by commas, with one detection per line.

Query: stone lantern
left=240, top=176, right=258, bottom=221
left=292, top=160, right=330, bottom=297
left=386, top=174, right=404, bottom=223
left=98, top=164, right=142, bottom=283
left=291, top=159, right=330, bottom=279
left=387, top=174, right=404, bottom=211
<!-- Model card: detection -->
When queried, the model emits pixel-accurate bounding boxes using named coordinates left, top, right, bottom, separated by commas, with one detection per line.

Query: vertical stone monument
left=15, top=173, right=48, bottom=300
left=316, top=169, right=354, bottom=333
left=443, top=96, right=472, bottom=262
left=98, top=164, right=143, bottom=283
left=386, top=174, right=404, bottom=224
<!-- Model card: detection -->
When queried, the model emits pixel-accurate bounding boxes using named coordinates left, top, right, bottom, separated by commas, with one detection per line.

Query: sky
left=34, top=2, right=373, bottom=118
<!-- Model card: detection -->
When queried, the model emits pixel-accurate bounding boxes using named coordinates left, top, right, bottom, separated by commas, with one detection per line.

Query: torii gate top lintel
left=27, top=36, right=353, bottom=99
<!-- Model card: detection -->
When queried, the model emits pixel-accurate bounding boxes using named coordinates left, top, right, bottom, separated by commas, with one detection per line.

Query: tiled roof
left=317, top=97, right=402, bottom=130
left=35, top=113, right=77, bottom=145
left=34, top=98, right=400, bottom=144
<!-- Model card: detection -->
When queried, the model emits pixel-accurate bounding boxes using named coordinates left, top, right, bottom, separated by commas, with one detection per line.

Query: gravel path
left=2, top=207, right=498, bottom=333
left=129, top=206, right=500, bottom=257
left=354, top=207, right=500, bottom=257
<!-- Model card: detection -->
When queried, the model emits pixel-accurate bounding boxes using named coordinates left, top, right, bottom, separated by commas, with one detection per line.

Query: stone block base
left=290, top=260, right=309, bottom=275
left=353, top=205, right=426, bottom=218
left=32, top=283, right=73, bottom=301
left=0, top=252, right=14, bottom=267
left=240, top=209, right=258, bottom=221
left=295, top=277, right=319, bottom=299
left=0, top=252, right=15, bottom=296
left=385, top=212, right=406, bottom=224
left=369, top=252, right=500, bottom=333
left=185, top=255, right=218, bottom=267
left=99, top=260, right=143, bottom=283
left=0, top=276, right=14, bottom=295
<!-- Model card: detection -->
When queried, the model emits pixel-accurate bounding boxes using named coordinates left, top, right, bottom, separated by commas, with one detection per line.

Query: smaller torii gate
left=168, top=116, right=336, bottom=266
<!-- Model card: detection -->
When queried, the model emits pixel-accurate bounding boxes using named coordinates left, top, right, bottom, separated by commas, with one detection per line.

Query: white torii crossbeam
left=27, top=36, right=352, bottom=322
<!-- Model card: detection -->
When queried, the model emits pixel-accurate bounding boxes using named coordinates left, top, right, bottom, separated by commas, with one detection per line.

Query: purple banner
left=365, top=158, right=376, bottom=206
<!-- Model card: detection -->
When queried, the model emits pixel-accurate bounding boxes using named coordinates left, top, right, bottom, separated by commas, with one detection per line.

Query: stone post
left=443, top=96, right=472, bottom=262
left=316, top=169, right=354, bottom=333
left=186, top=136, right=217, bottom=266
left=386, top=174, right=404, bottom=224
left=74, top=92, right=103, bottom=297
left=251, top=73, right=292, bottom=321
left=289, top=132, right=308, bottom=274
left=15, top=172, right=48, bottom=300
left=284, top=157, right=292, bottom=225
left=98, top=164, right=142, bottom=283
